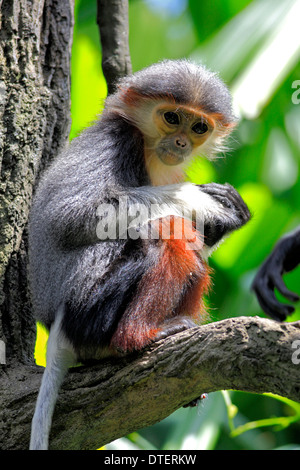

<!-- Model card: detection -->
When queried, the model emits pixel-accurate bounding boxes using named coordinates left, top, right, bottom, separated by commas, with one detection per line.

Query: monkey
left=252, top=226, right=300, bottom=321
left=28, top=59, right=251, bottom=450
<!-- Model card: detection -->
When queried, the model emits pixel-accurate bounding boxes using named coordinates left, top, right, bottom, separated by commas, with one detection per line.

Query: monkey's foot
left=153, top=316, right=197, bottom=342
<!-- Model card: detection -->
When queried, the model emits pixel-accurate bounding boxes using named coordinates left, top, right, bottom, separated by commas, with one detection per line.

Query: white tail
left=30, top=306, right=76, bottom=450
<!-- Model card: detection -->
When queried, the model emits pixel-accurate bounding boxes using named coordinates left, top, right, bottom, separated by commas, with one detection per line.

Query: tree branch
left=1, top=316, right=299, bottom=450
left=97, top=0, right=132, bottom=94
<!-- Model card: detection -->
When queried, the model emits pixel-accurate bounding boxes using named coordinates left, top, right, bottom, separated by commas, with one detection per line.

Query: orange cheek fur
left=110, top=217, right=211, bottom=352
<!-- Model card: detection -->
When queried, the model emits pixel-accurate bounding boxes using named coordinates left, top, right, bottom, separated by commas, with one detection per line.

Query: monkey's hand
left=197, top=183, right=251, bottom=247
left=251, top=228, right=300, bottom=321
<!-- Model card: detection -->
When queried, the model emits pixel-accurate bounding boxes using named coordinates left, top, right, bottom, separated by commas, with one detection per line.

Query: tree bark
left=0, top=316, right=299, bottom=450
left=0, top=0, right=73, bottom=364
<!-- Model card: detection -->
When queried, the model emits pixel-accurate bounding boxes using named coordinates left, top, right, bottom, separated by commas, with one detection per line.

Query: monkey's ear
left=118, top=85, right=166, bottom=108
left=119, top=86, right=145, bottom=107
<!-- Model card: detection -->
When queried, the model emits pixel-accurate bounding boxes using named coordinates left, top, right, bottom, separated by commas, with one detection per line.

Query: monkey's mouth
left=157, top=149, right=184, bottom=166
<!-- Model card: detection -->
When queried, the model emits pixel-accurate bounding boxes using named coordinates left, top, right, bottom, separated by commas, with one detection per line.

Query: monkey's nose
left=175, top=137, right=187, bottom=148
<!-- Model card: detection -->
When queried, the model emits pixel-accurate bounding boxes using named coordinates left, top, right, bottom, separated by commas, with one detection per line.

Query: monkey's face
left=151, top=104, right=215, bottom=166
left=112, top=93, right=234, bottom=184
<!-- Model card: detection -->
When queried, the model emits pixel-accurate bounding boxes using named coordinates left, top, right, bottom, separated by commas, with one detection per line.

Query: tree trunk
left=0, top=0, right=73, bottom=365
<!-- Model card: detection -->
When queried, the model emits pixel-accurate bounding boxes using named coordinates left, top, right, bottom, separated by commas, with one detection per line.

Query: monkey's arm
left=252, top=227, right=300, bottom=321
left=47, top=182, right=250, bottom=250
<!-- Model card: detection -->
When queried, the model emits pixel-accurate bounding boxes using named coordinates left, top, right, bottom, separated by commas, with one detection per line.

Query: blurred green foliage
left=36, top=0, right=300, bottom=450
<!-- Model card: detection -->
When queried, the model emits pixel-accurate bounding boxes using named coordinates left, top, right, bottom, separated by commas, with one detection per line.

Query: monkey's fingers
left=253, top=284, right=294, bottom=321
left=198, top=182, right=230, bottom=191
left=198, top=183, right=250, bottom=222
left=271, top=271, right=300, bottom=303
left=223, top=184, right=251, bottom=220
left=217, top=184, right=251, bottom=222
left=198, top=182, right=231, bottom=198
left=198, top=182, right=238, bottom=199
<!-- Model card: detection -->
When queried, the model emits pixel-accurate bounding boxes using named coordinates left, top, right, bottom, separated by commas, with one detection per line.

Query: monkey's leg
left=30, top=306, right=76, bottom=450
left=110, top=224, right=210, bottom=353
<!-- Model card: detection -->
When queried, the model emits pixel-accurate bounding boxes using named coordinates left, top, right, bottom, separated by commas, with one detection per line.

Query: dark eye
left=192, top=121, right=209, bottom=135
left=164, top=111, right=180, bottom=125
